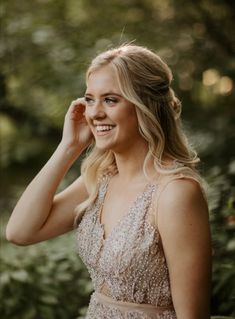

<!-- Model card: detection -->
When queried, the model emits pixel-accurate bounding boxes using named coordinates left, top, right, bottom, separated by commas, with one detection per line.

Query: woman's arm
left=158, top=178, right=212, bottom=319
left=6, top=98, right=92, bottom=245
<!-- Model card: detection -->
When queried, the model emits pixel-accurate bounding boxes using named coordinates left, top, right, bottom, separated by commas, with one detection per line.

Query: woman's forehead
left=86, top=65, right=121, bottom=94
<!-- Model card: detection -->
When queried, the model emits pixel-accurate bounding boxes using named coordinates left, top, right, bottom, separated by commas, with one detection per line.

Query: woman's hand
left=61, top=98, right=93, bottom=153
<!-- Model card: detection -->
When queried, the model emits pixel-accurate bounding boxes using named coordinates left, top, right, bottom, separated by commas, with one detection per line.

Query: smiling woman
left=6, top=44, right=211, bottom=319
left=84, top=65, right=142, bottom=154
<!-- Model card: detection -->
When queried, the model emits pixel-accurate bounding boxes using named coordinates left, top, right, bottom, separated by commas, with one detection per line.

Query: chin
left=95, top=141, right=117, bottom=152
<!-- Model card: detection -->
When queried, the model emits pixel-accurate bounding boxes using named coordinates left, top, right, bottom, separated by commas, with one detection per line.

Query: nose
left=86, top=100, right=106, bottom=120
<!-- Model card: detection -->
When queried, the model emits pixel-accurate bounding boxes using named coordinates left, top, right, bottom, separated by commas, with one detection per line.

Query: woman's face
left=84, top=65, right=144, bottom=153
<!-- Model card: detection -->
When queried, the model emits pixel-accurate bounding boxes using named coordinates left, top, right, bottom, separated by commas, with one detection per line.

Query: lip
left=96, top=130, right=113, bottom=136
left=94, top=125, right=115, bottom=136
left=93, top=123, right=115, bottom=126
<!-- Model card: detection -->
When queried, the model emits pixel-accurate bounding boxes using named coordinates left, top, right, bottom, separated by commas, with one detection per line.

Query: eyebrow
left=85, top=92, right=123, bottom=98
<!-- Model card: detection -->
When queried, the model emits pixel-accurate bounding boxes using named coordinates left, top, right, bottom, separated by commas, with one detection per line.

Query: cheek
left=119, top=108, right=139, bottom=131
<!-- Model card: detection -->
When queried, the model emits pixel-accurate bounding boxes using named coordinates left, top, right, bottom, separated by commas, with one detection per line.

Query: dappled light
left=0, top=0, right=234, bottom=318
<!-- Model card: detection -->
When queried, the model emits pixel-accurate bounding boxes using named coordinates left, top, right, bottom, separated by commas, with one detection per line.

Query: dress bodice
left=76, top=175, right=174, bottom=309
left=75, top=170, right=204, bottom=318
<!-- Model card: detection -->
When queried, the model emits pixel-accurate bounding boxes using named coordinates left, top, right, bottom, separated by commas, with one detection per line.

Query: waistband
left=94, top=291, right=174, bottom=314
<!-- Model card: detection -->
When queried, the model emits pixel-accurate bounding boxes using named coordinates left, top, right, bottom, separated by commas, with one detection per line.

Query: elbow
left=5, top=226, right=33, bottom=246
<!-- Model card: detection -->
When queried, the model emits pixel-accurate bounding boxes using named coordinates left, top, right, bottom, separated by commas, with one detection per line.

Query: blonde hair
left=74, top=44, right=200, bottom=225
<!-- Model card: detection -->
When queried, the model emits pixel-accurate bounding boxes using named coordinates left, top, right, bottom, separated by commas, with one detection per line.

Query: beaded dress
left=76, top=171, right=200, bottom=318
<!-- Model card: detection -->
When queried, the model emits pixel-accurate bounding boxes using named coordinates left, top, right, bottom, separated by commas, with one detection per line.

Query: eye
left=104, top=97, right=118, bottom=105
left=84, top=96, right=94, bottom=105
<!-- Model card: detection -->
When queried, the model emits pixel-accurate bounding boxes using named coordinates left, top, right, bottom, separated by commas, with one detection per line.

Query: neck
left=112, top=141, right=155, bottom=183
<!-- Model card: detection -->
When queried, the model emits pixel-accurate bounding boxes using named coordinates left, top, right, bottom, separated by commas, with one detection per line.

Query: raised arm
left=6, top=98, right=93, bottom=245
left=158, top=178, right=212, bottom=319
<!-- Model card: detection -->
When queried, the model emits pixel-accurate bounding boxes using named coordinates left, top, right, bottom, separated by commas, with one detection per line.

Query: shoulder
left=156, top=175, right=209, bottom=240
left=159, top=175, right=206, bottom=209
left=155, top=167, right=206, bottom=206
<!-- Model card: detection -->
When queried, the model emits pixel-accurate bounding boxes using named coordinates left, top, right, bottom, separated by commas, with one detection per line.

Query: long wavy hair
left=74, top=44, right=200, bottom=225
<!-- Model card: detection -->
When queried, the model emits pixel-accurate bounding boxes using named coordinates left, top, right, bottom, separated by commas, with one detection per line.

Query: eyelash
left=105, top=97, right=118, bottom=104
left=84, top=97, right=93, bottom=104
left=84, top=97, right=118, bottom=105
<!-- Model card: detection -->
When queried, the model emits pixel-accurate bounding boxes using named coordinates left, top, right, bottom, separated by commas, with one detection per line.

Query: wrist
left=56, top=142, right=83, bottom=160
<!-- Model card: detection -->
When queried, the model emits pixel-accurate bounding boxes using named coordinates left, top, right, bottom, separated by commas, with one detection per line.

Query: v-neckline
left=97, top=176, right=155, bottom=243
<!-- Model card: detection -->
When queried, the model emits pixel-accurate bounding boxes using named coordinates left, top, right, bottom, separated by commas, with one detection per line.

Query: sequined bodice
left=76, top=176, right=174, bottom=310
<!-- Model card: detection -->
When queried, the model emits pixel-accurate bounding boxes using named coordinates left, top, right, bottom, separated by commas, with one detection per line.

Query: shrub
left=208, top=167, right=235, bottom=317
left=0, top=233, right=92, bottom=319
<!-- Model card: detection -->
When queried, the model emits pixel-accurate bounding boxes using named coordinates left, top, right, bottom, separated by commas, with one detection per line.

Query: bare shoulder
left=157, top=176, right=210, bottom=240
left=156, top=176, right=211, bottom=259
left=158, top=177, right=208, bottom=219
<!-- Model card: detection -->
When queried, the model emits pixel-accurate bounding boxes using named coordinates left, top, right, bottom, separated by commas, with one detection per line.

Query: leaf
left=40, top=295, right=58, bottom=305
left=0, top=272, right=11, bottom=285
left=11, top=270, right=30, bottom=283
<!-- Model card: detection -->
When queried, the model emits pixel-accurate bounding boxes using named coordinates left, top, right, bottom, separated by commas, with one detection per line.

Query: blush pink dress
left=76, top=171, right=201, bottom=318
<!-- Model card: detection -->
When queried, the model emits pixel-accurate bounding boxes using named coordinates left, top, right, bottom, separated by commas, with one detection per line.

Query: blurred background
left=0, top=0, right=235, bottom=318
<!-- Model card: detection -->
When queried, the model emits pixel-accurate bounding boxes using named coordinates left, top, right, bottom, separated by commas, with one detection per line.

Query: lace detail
left=76, top=175, right=176, bottom=318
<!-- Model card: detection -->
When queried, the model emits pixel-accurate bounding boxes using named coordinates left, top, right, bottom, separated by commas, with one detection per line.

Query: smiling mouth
left=95, top=125, right=115, bottom=133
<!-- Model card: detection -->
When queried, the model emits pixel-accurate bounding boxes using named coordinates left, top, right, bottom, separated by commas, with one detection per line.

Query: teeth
left=96, top=125, right=114, bottom=132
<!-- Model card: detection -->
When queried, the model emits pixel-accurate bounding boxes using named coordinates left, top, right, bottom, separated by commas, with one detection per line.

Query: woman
left=6, top=44, right=211, bottom=318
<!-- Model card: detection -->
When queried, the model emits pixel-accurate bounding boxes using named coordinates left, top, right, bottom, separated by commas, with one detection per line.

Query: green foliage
left=1, top=0, right=235, bottom=172
left=0, top=0, right=235, bottom=318
left=207, top=166, right=235, bottom=316
left=0, top=233, right=92, bottom=319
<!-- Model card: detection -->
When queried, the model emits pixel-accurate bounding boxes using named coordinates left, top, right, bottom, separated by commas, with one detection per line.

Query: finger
left=72, top=104, right=85, bottom=114
left=75, top=97, right=85, bottom=103
left=73, top=97, right=86, bottom=108
left=67, top=99, right=85, bottom=115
